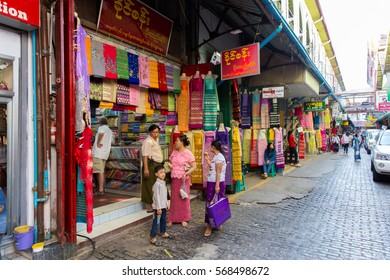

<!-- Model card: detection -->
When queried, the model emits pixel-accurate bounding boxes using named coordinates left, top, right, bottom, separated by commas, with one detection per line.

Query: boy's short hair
left=154, top=164, right=165, bottom=173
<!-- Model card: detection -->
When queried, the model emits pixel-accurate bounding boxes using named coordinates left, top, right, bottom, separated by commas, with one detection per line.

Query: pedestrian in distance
left=353, top=133, right=361, bottom=161
left=341, top=132, right=350, bottom=154
left=149, top=165, right=175, bottom=246
left=141, top=124, right=164, bottom=212
left=92, top=117, right=113, bottom=196
left=0, top=186, right=6, bottom=260
left=167, top=135, right=196, bottom=227
left=203, top=140, right=227, bottom=237
left=262, top=142, right=276, bottom=179
left=331, top=133, right=340, bottom=153
left=288, top=130, right=300, bottom=167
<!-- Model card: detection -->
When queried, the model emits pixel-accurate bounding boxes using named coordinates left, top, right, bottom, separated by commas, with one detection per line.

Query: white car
left=371, top=129, right=390, bottom=182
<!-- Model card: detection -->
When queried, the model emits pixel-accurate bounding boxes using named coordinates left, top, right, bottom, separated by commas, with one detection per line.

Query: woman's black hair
left=178, top=135, right=190, bottom=147
left=148, top=124, right=161, bottom=132
left=211, top=140, right=224, bottom=155
left=266, top=142, right=275, bottom=152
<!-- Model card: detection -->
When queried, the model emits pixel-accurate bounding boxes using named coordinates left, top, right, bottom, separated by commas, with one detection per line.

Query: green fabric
left=116, top=49, right=129, bottom=80
left=173, top=68, right=181, bottom=94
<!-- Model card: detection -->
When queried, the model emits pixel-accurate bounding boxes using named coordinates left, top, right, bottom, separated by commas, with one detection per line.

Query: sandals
left=181, top=222, right=188, bottom=227
left=162, top=233, right=175, bottom=239
left=150, top=238, right=162, bottom=246
left=204, top=226, right=212, bottom=237
left=93, top=191, right=105, bottom=196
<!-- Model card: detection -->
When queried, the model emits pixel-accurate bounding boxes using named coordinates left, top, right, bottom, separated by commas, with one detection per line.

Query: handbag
left=179, top=181, right=188, bottom=199
left=206, top=194, right=231, bottom=229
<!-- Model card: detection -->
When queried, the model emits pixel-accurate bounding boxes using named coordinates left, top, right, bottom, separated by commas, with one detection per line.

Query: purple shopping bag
left=207, top=195, right=231, bottom=229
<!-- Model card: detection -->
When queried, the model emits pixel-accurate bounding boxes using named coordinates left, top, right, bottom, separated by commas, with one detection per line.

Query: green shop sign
left=304, top=101, right=325, bottom=111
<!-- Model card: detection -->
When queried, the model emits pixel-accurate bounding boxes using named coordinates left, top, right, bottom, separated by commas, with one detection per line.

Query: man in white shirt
left=92, top=117, right=113, bottom=195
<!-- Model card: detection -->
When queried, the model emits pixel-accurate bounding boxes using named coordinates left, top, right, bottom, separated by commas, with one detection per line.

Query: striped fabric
left=138, top=56, right=150, bottom=88
left=172, top=68, right=181, bottom=93
left=127, top=52, right=139, bottom=84
left=116, top=49, right=129, bottom=80
left=260, top=97, right=270, bottom=129
left=231, top=124, right=242, bottom=181
left=250, top=129, right=259, bottom=167
left=191, top=130, right=204, bottom=184
left=168, top=92, right=175, bottom=111
left=240, top=93, right=251, bottom=129
left=257, top=129, right=268, bottom=166
left=321, top=129, right=327, bottom=151
left=203, top=77, right=218, bottom=131
left=252, top=92, right=261, bottom=129
left=116, top=81, right=131, bottom=105
left=274, top=128, right=285, bottom=169
left=103, top=44, right=117, bottom=79
left=242, top=129, right=252, bottom=164
left=189, top=77, right=203, bottom=129
left=299, top=132, right=306, bottom=159
left=165, top=65, right=174, bottom=92
left=177, top=77, right=190, bottom=131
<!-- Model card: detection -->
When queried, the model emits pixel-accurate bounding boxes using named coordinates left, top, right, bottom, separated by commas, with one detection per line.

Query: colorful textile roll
left=203, top=77, right=219, bottom=131
left=189, top=77, right=204, bottom=129
left=148, top=89, right=161, bottom=109
left=191, top=130, right=204, bottom=184
left=148, top=60, right=159, bottom=89
left=91, top=40, right=105, bottom=77
left=138, top=56, right=150, bottom=88
left=103, top=44, right=117, bottom=79
left=252, top=92, right=261, bottom=129
left=128, top=52, right=139, bottom=84
left=102, top=79, right=117, bottom=102
left=129, top=84, right=140, bottom=106
left=274, top=128, right=285, bottom=169
left=99, top=101, right=114, bottom=109
left=231, top=124, right=242, bottom=181
left=202, top=131, right=216, bottom=188
left=260, top=97, right=270, bottom=129
left=116, top=49, right=129, bottom=80
left=299, top=132, right=306, bottom=159
left=89, top=77, right=103, bottom=101
left=250, top=129, right=259, bottom=167
left=116, top=81, right=131, bottom=105
left=158, top=62, right=168, bottom=92
left=243, top=129, right=252, bottom=164
left=166, top=112, right=178, bottom=126
left=168, top=92, right=175, bottom=111
left=216, top=127, right=232, bottom=185
left=173, top=68, right=181, bottom=94
left=257, top=129, right=268, bottom=166
left=177, top=77, right=190, bottom=131
left=240, top=92, right=251, bottom=129
left=85, top=36, right=92, bottom=76
left=165, top=65, right=174, bottom=92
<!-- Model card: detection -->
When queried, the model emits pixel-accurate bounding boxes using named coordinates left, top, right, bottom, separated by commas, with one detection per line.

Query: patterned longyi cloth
left=189, top=77, right=203, bottom=129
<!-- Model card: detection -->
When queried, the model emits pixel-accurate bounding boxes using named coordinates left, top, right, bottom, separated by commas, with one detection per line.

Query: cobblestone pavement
left=82, top=150, right=390, bottom=260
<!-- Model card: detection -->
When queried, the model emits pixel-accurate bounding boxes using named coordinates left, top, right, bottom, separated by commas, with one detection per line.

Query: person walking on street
left=141, top=124, right=164, bottom=212
left=92, top=117, right=113, bottom=196
left=341, top=132, right=350, bottom=154
left=288, top=130, right=300, bottom=166
left=262, top=142, right=276, bottom=178
left=203, top=140, right=227, bottom=237
left=353, top=133, right=361, bottom=161
left=167, top=135, right=196, bottom=227
left=149, top=165, right=174, bottom=246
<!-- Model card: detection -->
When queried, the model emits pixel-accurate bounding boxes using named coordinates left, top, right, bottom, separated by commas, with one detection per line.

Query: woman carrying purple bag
left=203, top=140, right=227, bottom=237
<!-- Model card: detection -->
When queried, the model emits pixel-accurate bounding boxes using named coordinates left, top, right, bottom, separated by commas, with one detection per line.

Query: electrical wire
left=76, top=233, right=96, bottom=259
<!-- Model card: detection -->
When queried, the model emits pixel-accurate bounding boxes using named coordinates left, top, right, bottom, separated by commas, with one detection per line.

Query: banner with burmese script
left=221, top=43, right=260, bottom=80
left=97, top=0, right=173, bottom=56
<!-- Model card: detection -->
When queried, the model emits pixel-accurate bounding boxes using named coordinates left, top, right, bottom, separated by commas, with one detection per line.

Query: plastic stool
left=270, top=164, right=276, bottom=177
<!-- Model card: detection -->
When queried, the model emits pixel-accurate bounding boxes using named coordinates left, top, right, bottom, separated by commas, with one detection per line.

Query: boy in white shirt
left=150, top=165, right=174, bottom=246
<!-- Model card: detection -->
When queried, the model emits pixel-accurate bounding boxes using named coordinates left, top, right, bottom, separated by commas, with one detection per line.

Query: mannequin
left=218, top=123, right=231, bottom=132
left=193, top=70, right=200, bottom=79
left=180, top=73, right=187, bottom=80
left=203, top=70, right=218, bottom=79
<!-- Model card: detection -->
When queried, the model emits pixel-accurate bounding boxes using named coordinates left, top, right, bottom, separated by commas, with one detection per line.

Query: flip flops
left=150, top=238, right=162, bottom=246
left=162, top=233, right=175, bottom=239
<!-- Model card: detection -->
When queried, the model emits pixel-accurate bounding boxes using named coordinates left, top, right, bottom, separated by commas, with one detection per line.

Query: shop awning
left=375, top=112, right=390, bottom=124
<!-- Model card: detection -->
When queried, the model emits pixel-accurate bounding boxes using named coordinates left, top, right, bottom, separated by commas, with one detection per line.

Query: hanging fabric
left=242, top=129, right=251, bottom=164
left=216, top=126, right=232, bottom=186
left=91, top=40, right=105, bottom=77
left=299, top=131, right=306, bottom=159
left=158, top=62, right=168, bottom=92
left=268, top=128, right=275, bottom=142
left=189, top=77, right=204, bottom=129
left=307, top=111, right=314, bottom=130
left=191, top=130, right=204, bottom=184
left=250, top=129, right=259, bottom=167
left=274, top=128, right=285, bottom=169
left=240, top=92, right=251, bottom=129
left=313, top=112, right=320, bottom=130
left=269, top=98, right=280, bottom=128
left=202, top=131, right=216, bottom=189
left=252, top=92, right=261, bottom=129
left=89, top=77, right=103, bottom=101
left=102, top=79, right=117, bottom=102
left=127, top=52, right=139, bottom=84
left=172, top=68, right=181, bottom=94
left=160, top=91, right=169, bottom=111
left=148, top=60, right=159, bottom=89
left=321, top=129, right=327, bottom=151
left=177, top=76, right=190, bottom=131
left=203, top=76, right=219, bottom=131
left=294, top=106, right=304, bottom=123
left=231, top=79, right=241, bottom=122
left=144, top=88, right=154, bottom=115
left=308, top=131, right=317, bottom=154
left=129, top=84, right=140, bottom=106
left=116, top=49, right=129, bottom=80
left=103, top=44, right=117, bottom=79
left=135, top=88, right=147, bottom=114
left=85, top=36, right=92, bottom=75
left=138, top=56, right=150, bottom=88
left=315, top=129, right=322, bottom=149
left=257, top=129, right=268, bottom=166
left=165, top=64, right=174, bottom=92
left=301, top=112, right=309, bottom=128
left=324, top=109, right=331, bottom=129
left=168, top=92, right=175, bottom=111
left=231, top=123, right=242, bottom=181
left=116, top=81, right=131, bottom=105
left=148, top=89, right=161, bottom=110
left=260, top=97, right=270, bottom=129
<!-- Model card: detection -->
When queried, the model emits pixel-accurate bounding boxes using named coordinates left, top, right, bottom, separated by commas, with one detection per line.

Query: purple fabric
left=189, top=77, right=204, bottom=129
left=240, top=93, right=251, bottom=129
left=204, top=181, right=226, bottom=224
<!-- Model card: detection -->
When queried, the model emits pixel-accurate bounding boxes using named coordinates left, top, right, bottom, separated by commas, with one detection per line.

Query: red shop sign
left=221, top=43, right=260, bottom=80
left=378, top=102, right=390, bottom=111
left=0, top=0, right=40, bottom=29
left=97, top=0, right=173, bottom=56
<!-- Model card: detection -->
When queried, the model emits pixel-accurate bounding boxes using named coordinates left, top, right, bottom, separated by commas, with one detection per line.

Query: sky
left=318, top=0, right=390, bottom=92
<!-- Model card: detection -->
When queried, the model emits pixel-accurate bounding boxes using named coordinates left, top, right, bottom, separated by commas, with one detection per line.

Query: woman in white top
left=203, top=140, right=227, bottom=237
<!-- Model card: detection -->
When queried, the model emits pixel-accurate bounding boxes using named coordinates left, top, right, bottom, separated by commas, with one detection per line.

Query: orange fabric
left=177, top=78, right=190, bottom=131
left=85, top=37, right=92, bottom=75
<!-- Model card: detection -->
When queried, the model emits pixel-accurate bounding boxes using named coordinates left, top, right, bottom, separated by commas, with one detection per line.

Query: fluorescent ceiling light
left=230, top=29, right=242, bottom=35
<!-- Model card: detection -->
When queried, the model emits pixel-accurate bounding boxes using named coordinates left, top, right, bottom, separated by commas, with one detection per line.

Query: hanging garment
left=257, top=129, right=268, bottom=166
left=148, top=89, right=161, bottom=110
left=85, top=36, right=92, bottom=76
left=129, top=84, right=140, bottom=106
left=144, top=88, right=154, bottom=115
left=165, top=64, right=174, bottom=92
left=307, top=111, right=314, bottom=130
left=127, top=52, right=139, bottom=84
left=160, top=91, right=169, bottom=111
left=301, top=112, right=309, bottom=128
left=252, top=92, right=261, bottom=129
left=135, top=88, right=147, bottom=114
left=203, top=77, right=219, bottom=131
left=242, top=129, right=252, bottom=164
left=268, top=128, right=275, bottom=142
left=172, top=68, right=181, bottom=94
left=158, top=62, right=168, bottom=92
left=191, top=130, right=204, bottom=184
left=177, top=77, right=190, bottom=131
left=116, top=81, right=131, bottom=105
left=295, top=106, right=304, bottom=123
left=299, top=132, right=306, bottom=159
left=89, top=77, right=103, bottom=101
left=319, top=111, right=325, bottom=130
left=308, top=131, right=317, bottom=154
left=74, top=126, right=94, bottom=233
left=321, top=129, right=327, bottom=151
left=260, top=97, right=270, bottom=129
left=138, top=56, right=150, bottom=88
left=231, top=79, right=241, bottom=121
left=91, top=40, right=105, bottom=77
left=269, top=98, right=280, bottom=128
left=189, top=77, right=204, bottom=129
left=274, top=128, right=285, bottom=169
left=103, top=44, right=117, bottom=79
left=231, top=124, right=242, bottom=181
left=102, top=79, right=117, bottom=102
left=315, top=129, right=322, bottom=149
left=240, top=92, right=251, bottom=129
left=168, top=92, right=175, bottom=111
left=216, top=127, right=232, bottom=185
left=116, top=49, right=129, bottom=80
left=324, top=109, right=331, bottom=129
left=148, top=60, right=159, bottom=89
left=313, top=112, right=320, bottom=130
left=202, top=131, right=216, bottom=189
left=250, top=129, right=259, bottom=167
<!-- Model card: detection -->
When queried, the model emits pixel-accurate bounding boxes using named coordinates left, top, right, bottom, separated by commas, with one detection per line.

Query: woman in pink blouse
left=167, top=135, right=196, bottom=227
